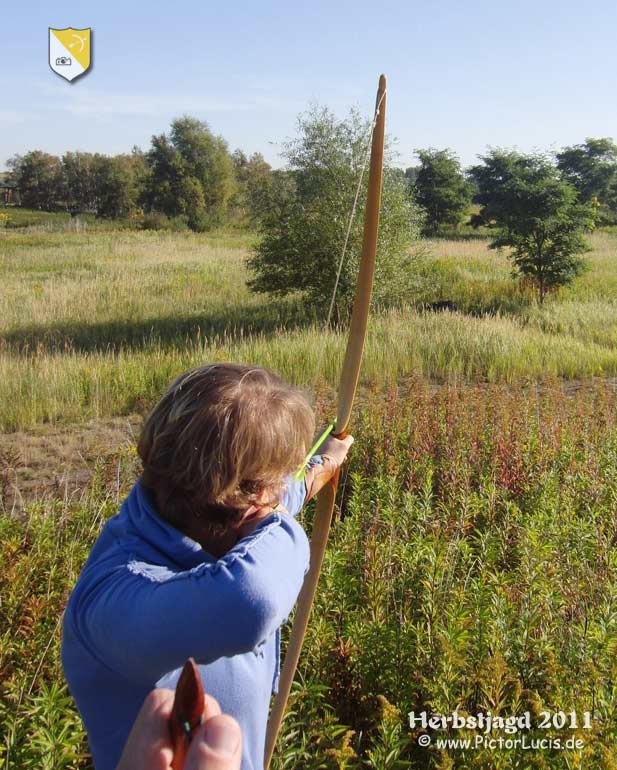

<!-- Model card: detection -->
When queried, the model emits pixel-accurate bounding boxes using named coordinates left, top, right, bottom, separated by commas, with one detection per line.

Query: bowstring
left=309, top=89, right=387, bottom=399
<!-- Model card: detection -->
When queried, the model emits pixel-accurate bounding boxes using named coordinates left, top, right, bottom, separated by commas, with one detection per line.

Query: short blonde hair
left=138, top=363, right=315, bottom=533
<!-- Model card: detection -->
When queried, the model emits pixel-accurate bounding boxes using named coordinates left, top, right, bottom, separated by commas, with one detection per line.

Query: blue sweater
left=61, top=474, right=312, bottom=770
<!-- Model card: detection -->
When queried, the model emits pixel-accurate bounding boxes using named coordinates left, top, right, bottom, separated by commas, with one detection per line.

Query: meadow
left=1, top=225, right=617, bottom=431
left=1, top=217, right=617, bottom=769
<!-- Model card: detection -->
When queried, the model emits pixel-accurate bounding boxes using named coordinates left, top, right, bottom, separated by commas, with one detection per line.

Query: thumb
left=185, top=715, right=242, bottom=770
left=341, top=435, right=354, bottom=450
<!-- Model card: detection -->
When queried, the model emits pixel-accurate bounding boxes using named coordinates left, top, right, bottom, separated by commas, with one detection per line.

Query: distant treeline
left=2, top=117, right=274, bottom=231
left=3, top=115, right=617, bottom=233
left=402, top=139, right=617, bottom=232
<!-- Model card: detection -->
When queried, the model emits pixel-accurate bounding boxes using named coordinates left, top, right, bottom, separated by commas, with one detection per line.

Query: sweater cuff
left=278, top=473, right=307, bottom=517
left=306, top=454, right=325, bottom=469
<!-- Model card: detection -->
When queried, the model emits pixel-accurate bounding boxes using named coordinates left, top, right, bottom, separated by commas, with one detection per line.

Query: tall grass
left=3, top=310, right=617, bottom=431
left=1, top=228, right=617, bottom=430
left=421, top=231, right=617, bottom=311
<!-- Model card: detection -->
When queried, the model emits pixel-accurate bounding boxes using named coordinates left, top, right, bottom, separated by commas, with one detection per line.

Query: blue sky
left=2, top=0, right=616, bottom=171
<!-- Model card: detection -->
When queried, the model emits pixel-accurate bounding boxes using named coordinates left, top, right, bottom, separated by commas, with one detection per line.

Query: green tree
left=8, top=151, right=63, bottom=211
left=248, top=106, right=424, bottom=320
left=556, top=137, right=617, bottom=222
left=62, top=152, right=99, bottom=214
left=92, top=152, right=145, bottom=219
left=142, top=117, right=236, bottom=230
left=141, top=134, right=183, bottom=216
left=556, top=137, right=617, bottom=202
left=470, top=150, right=595, bottom=303
left=404, top=165, right=420, bottom=188
left=413, top=148, right=472, bottom=233
left=231, top=150, right=273, bottom=223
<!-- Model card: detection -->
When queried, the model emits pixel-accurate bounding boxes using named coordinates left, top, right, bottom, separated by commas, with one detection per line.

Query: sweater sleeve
left=278, top=473, right=308, bottom=517
left=69, top=512, right=310, bottom=685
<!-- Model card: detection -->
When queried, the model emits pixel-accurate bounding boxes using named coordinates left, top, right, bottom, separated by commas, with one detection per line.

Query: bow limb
left=264, top=74, right=387, bottom=769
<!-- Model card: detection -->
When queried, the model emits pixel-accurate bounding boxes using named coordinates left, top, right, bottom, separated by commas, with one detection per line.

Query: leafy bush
left=248, top=106, right=425, bottom=321
left=140, top=211, right=189, bottom=232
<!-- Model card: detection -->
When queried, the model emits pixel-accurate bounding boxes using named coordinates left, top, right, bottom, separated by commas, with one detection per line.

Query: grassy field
left=2, top=218, right=617, bottom=769
left=1, top=226, right=616, bottom=431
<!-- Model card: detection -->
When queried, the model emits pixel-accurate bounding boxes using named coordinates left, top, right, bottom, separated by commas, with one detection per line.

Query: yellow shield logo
left=49, top=28, right=92, bottom=82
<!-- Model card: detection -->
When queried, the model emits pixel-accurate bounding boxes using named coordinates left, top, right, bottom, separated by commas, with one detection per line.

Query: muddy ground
left=0, top=415, right=142, bottom=514
left=2, top=376, right=615, bottom=515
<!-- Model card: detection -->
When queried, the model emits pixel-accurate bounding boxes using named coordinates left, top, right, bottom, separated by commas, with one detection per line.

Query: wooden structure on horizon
left=0, top=180, right=17, bottom=205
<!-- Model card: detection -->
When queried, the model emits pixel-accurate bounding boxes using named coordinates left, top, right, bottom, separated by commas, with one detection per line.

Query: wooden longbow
left=264, top=73, right=387, bottom=770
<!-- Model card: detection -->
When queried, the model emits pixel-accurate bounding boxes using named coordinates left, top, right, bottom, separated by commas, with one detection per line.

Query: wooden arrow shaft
left=264, top=74, right=386, bottom=770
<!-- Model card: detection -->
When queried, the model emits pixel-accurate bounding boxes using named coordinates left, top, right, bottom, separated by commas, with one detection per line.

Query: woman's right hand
left=116, top=689, right=242, bottom=770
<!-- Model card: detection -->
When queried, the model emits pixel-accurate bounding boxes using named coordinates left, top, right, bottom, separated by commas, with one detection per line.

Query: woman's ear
left=253, top=487, right=275, bottom=505
left=235, top=488, right=280, bottom=525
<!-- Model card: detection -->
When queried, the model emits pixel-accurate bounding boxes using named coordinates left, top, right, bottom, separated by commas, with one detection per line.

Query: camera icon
left=55, top=56, right=72, bottom=66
